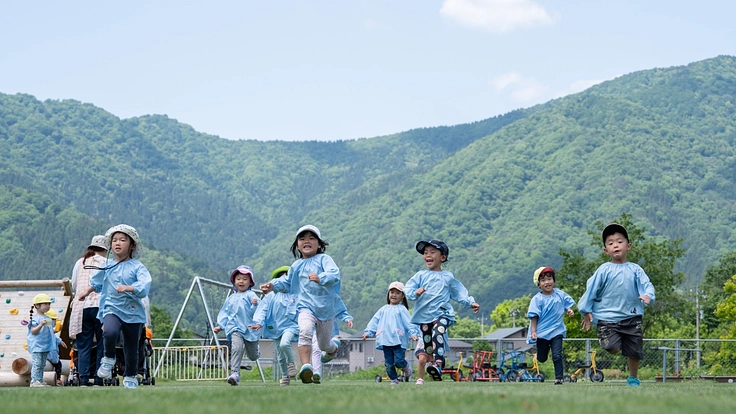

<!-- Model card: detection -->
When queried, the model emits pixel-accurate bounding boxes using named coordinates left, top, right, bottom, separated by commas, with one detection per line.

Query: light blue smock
left=526, top=288, right=575, bottom=343
left=364, top=304, right=419, bottom=350
left=252, top=291, right=298, bottom=340
left=404, top=270, right=475, bottom=325
left=216, top=289, right=261, bottom=342
left=91, top=259, right=151, bottom=324
left=577, top=261, right=656, bottom=325
left=27, top=316, right=56, bottom=353
left=270, top=254, right=342, bottom=321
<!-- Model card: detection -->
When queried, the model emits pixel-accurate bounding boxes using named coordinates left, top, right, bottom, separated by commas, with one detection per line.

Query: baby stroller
left=137, top=326, right=155, bottom=385
left=64, top=342, right=100, bottom=386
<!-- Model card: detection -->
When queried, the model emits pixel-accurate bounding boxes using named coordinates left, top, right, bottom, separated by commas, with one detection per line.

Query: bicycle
left=564, top=350, right=604, bottom=382
left=517, top=352, right=545, bottom=382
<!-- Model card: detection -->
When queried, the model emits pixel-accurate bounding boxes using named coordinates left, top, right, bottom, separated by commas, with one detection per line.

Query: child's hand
left=60, top=341, right=68, bottom=349
left=639, top=295, right=651, bottom=305
left=213, top=326, right=222, bottom=334
left=411, top=335, right=418, bottom=341
left=346, top=320, right=353, bottom=328
left=581, top=313, right=592, bottom=331
left=566, top=308, right=574, bottom=317
left=415, top=287, right=425, bottom=296
left=362, top=333, right=368, bottom=340
left=116, top=285, right=132, bottom=294
left=251, top=298, right=259, bottom=305
left=471, top=302, right=480, bottom=314
left=249, top=324, right=261, bottom=330
left=39, top=319, right=47, bottom=326
left=260, top=283, right=273, bottom=293
left=531, top=332, right=537, bottom=340
left=308, top=273, right=319, bottom=283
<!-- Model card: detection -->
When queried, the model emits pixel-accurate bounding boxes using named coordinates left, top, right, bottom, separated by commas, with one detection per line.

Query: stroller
left=65, top=341, right=100, bottom=386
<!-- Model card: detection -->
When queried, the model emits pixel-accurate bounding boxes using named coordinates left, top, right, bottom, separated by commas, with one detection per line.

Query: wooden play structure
left=0, top=279, right=73, bottom=387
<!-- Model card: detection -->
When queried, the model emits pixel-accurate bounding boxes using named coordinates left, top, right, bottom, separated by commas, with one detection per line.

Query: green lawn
left=4, top=379, right=736, bottom=413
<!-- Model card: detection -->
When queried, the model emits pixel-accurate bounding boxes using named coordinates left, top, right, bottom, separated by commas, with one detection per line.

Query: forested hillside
left=2, top=56, right=736, bottom=331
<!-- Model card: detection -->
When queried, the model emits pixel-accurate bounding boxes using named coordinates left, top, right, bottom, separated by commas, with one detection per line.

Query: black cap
left=416, top=239, right=449, bottom=262
left=602, top=223, right=629, bottom=244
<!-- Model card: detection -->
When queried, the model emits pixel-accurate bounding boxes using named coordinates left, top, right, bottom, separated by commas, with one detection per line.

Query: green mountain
left=2, top=56, right=736, bottom=330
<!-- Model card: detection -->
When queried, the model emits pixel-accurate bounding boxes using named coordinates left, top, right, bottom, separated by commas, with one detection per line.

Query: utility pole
left=511, top=309, right=519, bottom=328
left=695, top=289, right=702, bottom=370
left=477, top=315, right=486, bottom=337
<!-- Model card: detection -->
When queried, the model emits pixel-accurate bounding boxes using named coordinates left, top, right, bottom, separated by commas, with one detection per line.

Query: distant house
left=484, top=327, right=530, bottom=352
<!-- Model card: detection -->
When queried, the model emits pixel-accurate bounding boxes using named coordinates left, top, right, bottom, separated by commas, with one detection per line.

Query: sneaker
left=97, top=357, right=115, bottom=380
left=626, top=376, right=641, bottom=387
left=403, top=365, right=413, bottom=381
left=554, top=379, right=563, bottom=385
left=280, top=376, right=290, bottom=386
left=391, top=379, right=400, bottom=386
left=415, top=378, right=424, bottom=385
left=298, top=363, right=314, bottom=384
left=123, top=376, right=138, bottom=389
left=227, top=372, right=240, bottom=386
left=287, top=362, right=298, bottom=377
left=30, top=381, right=49, bottom=387
left=321, top=338, right=341, bottom=363
left=426, top=363, right=443, bottom=381
left=312, top=372, right=321, bottom=384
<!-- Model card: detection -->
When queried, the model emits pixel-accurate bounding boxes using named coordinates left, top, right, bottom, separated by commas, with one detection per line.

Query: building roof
left=484, top=327, right=526, bottom=340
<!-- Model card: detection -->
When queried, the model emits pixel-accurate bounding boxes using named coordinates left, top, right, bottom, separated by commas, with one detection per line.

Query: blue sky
left=1, top=1, right=734, bottom=141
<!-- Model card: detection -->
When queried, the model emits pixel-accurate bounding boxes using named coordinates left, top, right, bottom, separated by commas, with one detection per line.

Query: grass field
left=3, top=379, right=736, bottom=413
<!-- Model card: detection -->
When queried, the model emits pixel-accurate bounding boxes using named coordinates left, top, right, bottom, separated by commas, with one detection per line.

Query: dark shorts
left=597, top=316, right=644, bottom=360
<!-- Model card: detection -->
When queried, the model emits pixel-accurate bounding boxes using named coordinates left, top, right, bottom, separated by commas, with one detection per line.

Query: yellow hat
left=46, top=309, right=58, bottom=319
left=33, top=293, right=52, bottom=305
left=533, top=267, right=555, bottom=286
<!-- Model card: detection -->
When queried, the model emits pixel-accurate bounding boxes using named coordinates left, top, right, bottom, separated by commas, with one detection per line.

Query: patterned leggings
left=416, top=317, right=450, bottom=368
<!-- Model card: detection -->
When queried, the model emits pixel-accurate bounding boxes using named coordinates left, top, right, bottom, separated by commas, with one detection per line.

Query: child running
left=526, top=266, right=575, bottom=385
left=250, top=265, right=299, bottom=386
left=578, top=223, right=656, bottom=387
left=78, top=224, right=152, bottom=389
left=27, top=294, right=56, bottom=387
left=405, top=239, right=480, bottom=384
left=45, top=309, right=68, bottom=386
left=362, top=281, right=419, bottom=385
left=260, top=225, right=346, bottom=384
left=214, top=265, right=261, bottom=386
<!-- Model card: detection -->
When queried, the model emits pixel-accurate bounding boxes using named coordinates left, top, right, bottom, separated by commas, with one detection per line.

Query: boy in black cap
left=404, top=239, right=480, bottom=384
left=577, top=223, right=656, bottom=387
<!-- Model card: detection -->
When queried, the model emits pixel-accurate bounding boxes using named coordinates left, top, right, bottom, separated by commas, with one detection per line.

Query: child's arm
left=30, top=319, right=47, bottom=335
left=313, top=255, right=340, bottom=286
left=530, top=316, right=539, bottom=340
left=449, top=278, right=479, bottom=313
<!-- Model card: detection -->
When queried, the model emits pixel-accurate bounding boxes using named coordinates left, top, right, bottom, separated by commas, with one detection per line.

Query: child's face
left=422, top=246, right=445, bottom=271
left=603, top=232, right=631, bottom=263
left=233, top=273, right=253, bottom=292
left=36, top=303, right=51, bottom=314
left=537, top=273, right=555, bottom=294
left=388, top=288, right=404, bottom=305
left=297, top=232, right=319, bottom=258
left=110, top=232, right=134, bottom=260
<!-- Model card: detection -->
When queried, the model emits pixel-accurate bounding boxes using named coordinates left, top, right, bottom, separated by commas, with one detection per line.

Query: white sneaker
left=321, top=338, right=341, bottom=363
left=30, top=381, right=49, bottom=388
left=123, top=376, right=138, bottom=389
left=97, top=357, right=115, bottom=379
left=280, top=376, right=290, bottom=386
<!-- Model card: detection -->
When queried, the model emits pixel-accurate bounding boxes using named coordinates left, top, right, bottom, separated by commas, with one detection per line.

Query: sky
left=1, top=1, right=735, bottom=142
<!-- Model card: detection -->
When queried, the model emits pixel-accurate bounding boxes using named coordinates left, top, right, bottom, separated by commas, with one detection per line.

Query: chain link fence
left=449, top=338, right=736, bottom=382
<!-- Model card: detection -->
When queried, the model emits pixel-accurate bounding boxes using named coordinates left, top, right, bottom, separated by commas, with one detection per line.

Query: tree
left=557, top=214, right=687, bottom=337
left=450, top=316, right=483, bottom=338
left=701, top=251, right=736, bottom=336
left=489, top=295, right=531, bottom=331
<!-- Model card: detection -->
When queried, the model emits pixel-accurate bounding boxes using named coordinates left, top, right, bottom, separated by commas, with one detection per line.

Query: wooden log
left=0, top=372, right=64, bottom=387
left=11, top=358, right=70, bottom=376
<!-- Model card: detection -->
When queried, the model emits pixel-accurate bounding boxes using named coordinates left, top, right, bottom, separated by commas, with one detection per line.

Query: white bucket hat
left=88, top=234, right=108, bottom=250
left=105, top=224, right=141, bottom=258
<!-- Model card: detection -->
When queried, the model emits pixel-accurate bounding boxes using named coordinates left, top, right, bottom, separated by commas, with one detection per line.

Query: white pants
left=298, top=311, right=335, bottom=356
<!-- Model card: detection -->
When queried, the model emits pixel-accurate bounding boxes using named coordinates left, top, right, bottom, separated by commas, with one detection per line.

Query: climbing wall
left=0, top=280, right=72, bottom=386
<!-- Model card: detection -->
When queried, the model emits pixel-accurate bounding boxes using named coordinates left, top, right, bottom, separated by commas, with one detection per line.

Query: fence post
left=674, top=339, right=680, bottom=375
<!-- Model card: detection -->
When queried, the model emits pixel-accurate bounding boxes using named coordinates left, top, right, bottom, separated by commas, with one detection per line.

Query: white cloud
left=491, top=72, right=547, bottom=103
left=440, top=0, right=556, bottom=33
